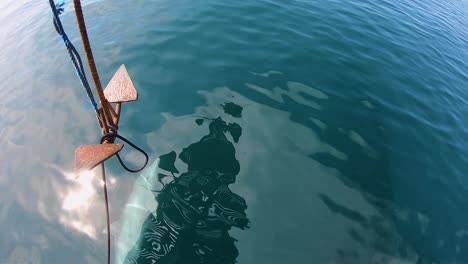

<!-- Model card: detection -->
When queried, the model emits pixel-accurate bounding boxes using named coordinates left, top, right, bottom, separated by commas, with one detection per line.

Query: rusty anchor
left=74, top=64, right=140, bottom=176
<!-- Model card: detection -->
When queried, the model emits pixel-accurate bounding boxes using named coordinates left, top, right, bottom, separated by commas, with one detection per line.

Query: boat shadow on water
left=124, top=104, right=248, bottom=264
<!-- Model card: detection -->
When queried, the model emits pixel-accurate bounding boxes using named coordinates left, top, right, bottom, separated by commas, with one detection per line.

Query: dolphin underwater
left=118, top=115, right=249, bottom=264
left=115, top=158, right=161, bottom=264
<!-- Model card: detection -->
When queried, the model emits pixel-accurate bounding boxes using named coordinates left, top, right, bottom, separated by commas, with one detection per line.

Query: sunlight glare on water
left=59, top=169, right=117, bottom=240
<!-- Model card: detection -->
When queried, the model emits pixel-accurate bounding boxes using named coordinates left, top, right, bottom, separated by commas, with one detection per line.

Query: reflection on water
left=123, top=106, right=248, bottom=263
left=245, top=70, right=468, bottom=263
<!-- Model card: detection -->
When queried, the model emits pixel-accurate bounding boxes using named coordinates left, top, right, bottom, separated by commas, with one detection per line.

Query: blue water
left=1, top=0, right=468, bottom=263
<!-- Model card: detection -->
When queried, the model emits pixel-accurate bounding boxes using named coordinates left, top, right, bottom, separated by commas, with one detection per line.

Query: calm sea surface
left=1, top=0, right=468, bottom=263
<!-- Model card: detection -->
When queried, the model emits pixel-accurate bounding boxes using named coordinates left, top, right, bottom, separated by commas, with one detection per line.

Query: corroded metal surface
left=104, top=64, right=138, bottom=103
left=73, top=0, right=114, bottom=133
left=112, top=102, right=122, bottom=129
left=98, top=107, right=109, bottom=133
left=74, top=144, right=123, bottom=176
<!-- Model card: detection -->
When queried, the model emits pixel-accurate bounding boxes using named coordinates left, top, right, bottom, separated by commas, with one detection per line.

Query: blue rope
left=55, top=0, right=65, bottom=15
left=48, top=0, right=103, bottom=128
left=48, top=0, right=149, bottom=176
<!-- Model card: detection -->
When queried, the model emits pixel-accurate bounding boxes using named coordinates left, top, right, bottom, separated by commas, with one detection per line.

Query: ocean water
left=1, top=0, right=468, bottom=263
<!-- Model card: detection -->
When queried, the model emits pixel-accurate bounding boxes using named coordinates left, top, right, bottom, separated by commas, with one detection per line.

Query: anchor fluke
left=104, top=64, right=138, bottom=103
left=74, top=144, right=124, bottom=177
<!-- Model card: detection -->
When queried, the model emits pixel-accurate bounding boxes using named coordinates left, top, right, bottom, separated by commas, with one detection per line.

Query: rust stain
left=74, top=144, right=123, bottom=177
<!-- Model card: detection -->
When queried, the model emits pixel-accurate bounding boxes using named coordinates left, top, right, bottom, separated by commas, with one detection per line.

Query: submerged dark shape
left=158, top=151, right=179, bottom=174
left=228, top=123, right=242, bottom=143
left=158, top=173, right=169, bottom=183
left=124, top=113, right=248, bottom=264
left=195, top=118, right=205, bottom=126
left=220, top=102, right=243, bottom=118
left=180, top=118, right=240, bottom=175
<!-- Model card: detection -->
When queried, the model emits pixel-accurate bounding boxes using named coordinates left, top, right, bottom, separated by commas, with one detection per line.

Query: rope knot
left=100, top=133, right=149, bottom=173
